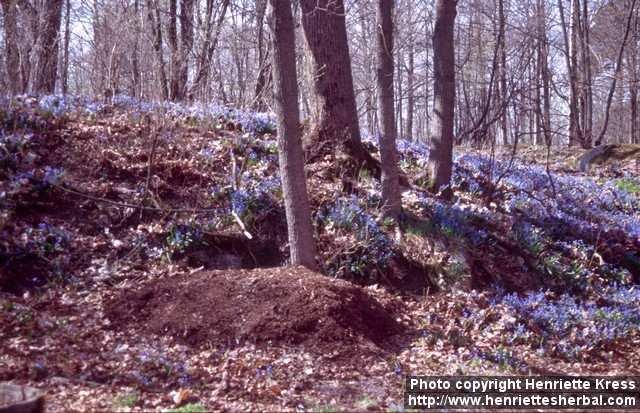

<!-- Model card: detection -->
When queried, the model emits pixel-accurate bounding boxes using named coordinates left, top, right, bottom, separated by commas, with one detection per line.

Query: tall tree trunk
left=191, top=0, right=230, bottom=98
left=595, top=0, right=637, bottom=146
left=61, top=0, right=71, bottom=95
left=581, top=0, right=593, bottom=147
left=377, top=0, right=401, bottom=219
left=29, top=0, right=65, bottom=94
left=406, top=38, right=415, bottom=139
left=571, top=0, right=585, bottom=146
left=299, top=0, right=379, bottom=176
left=427, top=0, right=457, bottom=199
left=538, top=0, right=552, bottom=146
left=1, top=0, right=21, bottom=95
left=425, top=9, right=433, bottom=140
left=268, top=0, right=317, bottom=270
left=535, top=23, right=543, bottom=147
left=178, top=0, right=195, bottom=100
left=167, top=0, right=179, bottom=99
left=131, top=0, right=141, bottom=97
left=147, top=0, right=169, bottom=100
left=17, top=0, right=38, bottom=92
left=253, top=0, right=271, bottom=111
left=498, top=0, right=508, bottom=145
left=396, top=47, right=403, bottom=140
left=559, top=0, right=582, bottom=146
left=631, top=4, right=639, bottom=144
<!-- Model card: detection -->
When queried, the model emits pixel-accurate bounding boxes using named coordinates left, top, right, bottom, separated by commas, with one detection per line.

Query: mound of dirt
left=106, top=266, right=405, bottom=351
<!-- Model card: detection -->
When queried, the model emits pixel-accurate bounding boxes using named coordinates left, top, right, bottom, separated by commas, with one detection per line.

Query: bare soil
left=106, top=266, right=406, bottom=352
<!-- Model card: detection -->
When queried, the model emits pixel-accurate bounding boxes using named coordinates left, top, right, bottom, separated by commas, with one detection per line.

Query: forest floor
left=1, top=96, right=640, bottom=412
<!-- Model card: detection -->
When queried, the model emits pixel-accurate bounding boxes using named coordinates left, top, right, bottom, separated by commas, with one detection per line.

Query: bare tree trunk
left=427, top=0, right=457, bottom=199
left=538, top=0, right=552, bottom=146
left=559, top=0, right=581, bottom=146
left=424, top=10, right=433, bottom=140
left=178, top=0, right=194, bottom=100
left=405, top=19, right=415, bottom=140
left=131, top=0, right=141, bottom=97
left=168, top=0, right=179, bottom=99
left=147, top=0, right=169, bottom=100
left=29, top=0, right=65, bottom=94
left=61, top=0, right=71, bottom=95
left=299, top=0, right=379, bottom=176
left=17, top=0, right=38, bottom=93
left=581, top=0, right=593, bottom=147
left=396, top=47, right=403, bottom=140
left=535, top=23, right=543, bottom=146
left=498, top=0, right=508, bottom=145
left=191, top=0, right=230, bottom=98
left=595, top=0, right=637, bottom=146
left=631, top=4, right=639, bottom=144
left=570, top=0, right=585, bottom=146
left=268, top=0, right=317, bottom=270
left=377, top=0, right=401, bottom=219
left=253, top=0, right=271, bottom=111
left=1, top=0, right=21, bottom=95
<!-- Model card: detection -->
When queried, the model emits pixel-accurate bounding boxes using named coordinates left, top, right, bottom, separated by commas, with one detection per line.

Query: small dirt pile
left=106, top=266, right=404, bottom=351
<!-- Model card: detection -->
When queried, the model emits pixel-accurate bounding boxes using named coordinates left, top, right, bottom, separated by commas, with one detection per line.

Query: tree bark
left=61, top=0, right=71, bottom=95
left=167, top=0, right=186, bottom=100
left=178, top=0, right=195, bottom=100
left=377, top=0, right=401, bottom=219
left=268, top=0, right=318, bottom=270
left=498, top=0, right=508, bottom=145
left=146, top=0, right=169, bottom=100
left=253, top=0, right=272, bottom=111
left=631, top=3, right=639, bottom=144
left=404, top=0, right=415, bottom=139
left=1, top=0, right=21, bottom=95
left=299, top=0, right=379, bottom=177
left=191, top=0, right=230, bottom=98
left=28, top=0, right=65, bottom=94
left=559, top=0, right=582, bottom=146
left=131, top=0, right=141, bottom=97
left=16, top=0, right=37, bottom=92
left=538, top=0, right=552, bottom=146
left=581, top=0, right=593, bottom=147
left=427, top=0, right=457, bottom=199
left=535, top=17, right=543, bottom=147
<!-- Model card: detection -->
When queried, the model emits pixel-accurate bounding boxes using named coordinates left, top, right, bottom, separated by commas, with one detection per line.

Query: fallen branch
left=232, top=211, right=253, bottom=239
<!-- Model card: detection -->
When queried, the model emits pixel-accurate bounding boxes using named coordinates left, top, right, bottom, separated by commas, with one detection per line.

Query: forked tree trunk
left=427, top=0, right=457, bottom=199
left=268, top=0, right=317, bottom=270
left=377, top=0, right=401, bottom=219
left=299, top=0, right=380, bottom=177
left=191, top=0, right=230, bottom=99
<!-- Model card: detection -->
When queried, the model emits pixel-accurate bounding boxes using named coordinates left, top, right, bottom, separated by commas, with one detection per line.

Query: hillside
left=1, top=96, right=640, bottom=411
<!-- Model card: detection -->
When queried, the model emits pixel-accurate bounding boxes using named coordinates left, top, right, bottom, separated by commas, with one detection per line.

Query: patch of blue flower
left=498, top=285, right=640, bottom=359
left=320, top=196, right=394, bottom=277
